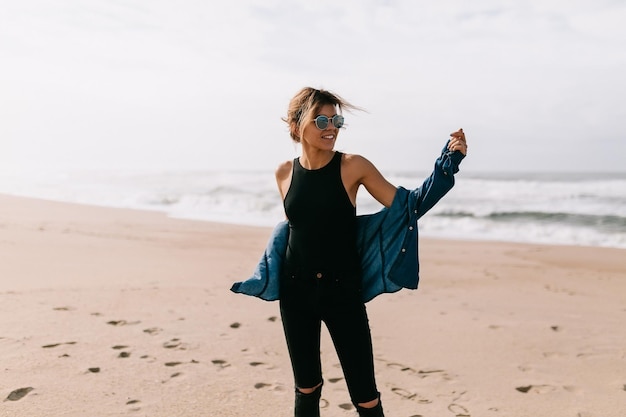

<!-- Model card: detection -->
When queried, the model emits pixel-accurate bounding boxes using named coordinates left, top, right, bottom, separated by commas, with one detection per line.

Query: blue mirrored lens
left=332, top=115, right=344, bottom=128
left=314, top=116, right=329, bottom=130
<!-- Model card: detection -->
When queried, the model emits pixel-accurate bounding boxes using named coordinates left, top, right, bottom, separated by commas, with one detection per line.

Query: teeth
left=323, top=135, right=334, bottom=139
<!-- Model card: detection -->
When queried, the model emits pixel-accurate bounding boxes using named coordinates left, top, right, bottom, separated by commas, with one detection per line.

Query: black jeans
left=279, top=269, right=379, bottom=405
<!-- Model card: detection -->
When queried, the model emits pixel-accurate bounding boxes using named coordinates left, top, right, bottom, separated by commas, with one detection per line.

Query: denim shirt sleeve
left=411, top=144, right=465, bottom=219
left=229, top=220, right=288, bottom=301
left=356, top=191, right=407, bottom=302
left=358, top=145, right=465, bottom=302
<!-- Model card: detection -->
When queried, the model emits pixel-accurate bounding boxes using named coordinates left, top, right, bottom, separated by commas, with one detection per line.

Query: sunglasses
left=312, top=114, right=344, bottom=130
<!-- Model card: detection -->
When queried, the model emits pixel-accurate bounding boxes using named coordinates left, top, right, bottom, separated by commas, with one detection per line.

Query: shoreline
left=1, top=194, right=624, bottom=416
left=3, top=190, right=625, bottom=252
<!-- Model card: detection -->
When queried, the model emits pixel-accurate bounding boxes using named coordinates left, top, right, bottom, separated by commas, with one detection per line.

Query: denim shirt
left=230, top=144, right=465, bottom=303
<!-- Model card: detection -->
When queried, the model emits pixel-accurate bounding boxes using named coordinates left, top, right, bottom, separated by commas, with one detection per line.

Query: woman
left=232, top=87, right=467, bottom=417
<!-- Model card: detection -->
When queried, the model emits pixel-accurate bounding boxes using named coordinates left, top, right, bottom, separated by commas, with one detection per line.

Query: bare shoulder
left=342, top=153, right=396, bottom=207
left=341, top=153, right=379, bottom=177
left=341, top=152, right=374, bottom=167
left=339, top=152, right=395, bottom=206
left=275, top=159, right=293, bottom=181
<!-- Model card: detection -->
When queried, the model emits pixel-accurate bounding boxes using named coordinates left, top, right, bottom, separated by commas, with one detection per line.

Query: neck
left=299, top=147, right=335, bottom=170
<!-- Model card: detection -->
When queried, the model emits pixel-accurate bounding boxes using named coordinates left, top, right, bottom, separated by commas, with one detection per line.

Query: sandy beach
left=1, top=194, right=624, bottom=417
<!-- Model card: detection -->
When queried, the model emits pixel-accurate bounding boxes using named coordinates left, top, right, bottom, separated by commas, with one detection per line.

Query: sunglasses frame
left=312, top=114, right=344, bottom=130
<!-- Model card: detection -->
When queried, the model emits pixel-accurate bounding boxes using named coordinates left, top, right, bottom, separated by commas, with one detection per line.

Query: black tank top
left=283, top=151, right=360, bottom=273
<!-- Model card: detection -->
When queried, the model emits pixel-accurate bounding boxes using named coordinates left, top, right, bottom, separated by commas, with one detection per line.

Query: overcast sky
left=1, top=0, right=625, bottom=174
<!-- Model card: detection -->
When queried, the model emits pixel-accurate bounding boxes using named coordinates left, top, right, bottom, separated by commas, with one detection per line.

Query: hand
left=448, top=128, right=467, bottom=155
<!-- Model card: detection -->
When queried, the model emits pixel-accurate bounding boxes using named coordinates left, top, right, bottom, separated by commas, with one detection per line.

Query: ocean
left=1, top=170, right=625, bottom=249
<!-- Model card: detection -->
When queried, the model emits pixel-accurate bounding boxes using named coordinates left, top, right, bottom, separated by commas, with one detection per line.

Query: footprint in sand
left=515, top=385, right=556, bottom=394
left=544, top=284, right=576, bottom=296
left=126, top=399, right=141, bottom=412
left=390, top=387, right=432, bottom=404
left=386, top=362, right=445, bottom=379
left=391, top=387, right=416, bottom=399
left=328, top=377, right=343, bottom=383
left=253, top=382, right=286, bottom=391
left=163, top=339, right=180, bottom=348
left=163, top=338, right=189, bottom=350
left=448, top=403, right=470, bottom=416
left=542, top=351, right=565, bottom=358
left=163, top=360, right=198, bottom=367
left=248, top=361, right=277, bottom=370
left=212, top=359, right=231, bottom=369
left=387, top=362, right=417, bottom=373
left=107, top=320, right=141, bottom=326
left=143, top=327, right=162, bottom=335
left=4, top=387, right=34, bottom=402
left=53, top=306, right=74, bottom=311
left=162, top=372, right=184, bottom=383
left=418, top=368, right=446, bottom=377
left=42, top=341, right=76, bottom=348
left=112, top=345, right=129, bottom=350
left=230, top=322, right=241, bottom=329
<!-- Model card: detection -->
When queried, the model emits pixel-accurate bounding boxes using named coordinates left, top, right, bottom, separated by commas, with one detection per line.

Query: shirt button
left=401, top=248, right=406, bottom=253
left=316, top=272, right=323, bottom=279
left=414, top=209, right=418, bottom=214
left=409, top=226, right=413, bottom=231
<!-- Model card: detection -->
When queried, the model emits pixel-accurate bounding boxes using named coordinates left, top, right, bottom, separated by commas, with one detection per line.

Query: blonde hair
left=283, top=87, right=360, bottom=142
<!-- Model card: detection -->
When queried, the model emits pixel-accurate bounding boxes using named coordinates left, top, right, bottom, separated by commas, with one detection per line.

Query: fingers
left=450, top=128, right=465, bottom=138
left=448, top=128, right=467, bottom=155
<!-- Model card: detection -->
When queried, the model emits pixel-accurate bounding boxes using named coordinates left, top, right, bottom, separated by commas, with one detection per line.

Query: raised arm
left=412, top=129, right=468, bottom=218
left=342, top=129, right=466, bottom=210
left=342, top=154, right=397, bottom=208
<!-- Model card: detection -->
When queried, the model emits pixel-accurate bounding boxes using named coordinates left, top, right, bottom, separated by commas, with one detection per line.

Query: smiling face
left=299, top=103, right=340, bottom=152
